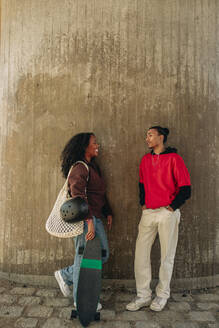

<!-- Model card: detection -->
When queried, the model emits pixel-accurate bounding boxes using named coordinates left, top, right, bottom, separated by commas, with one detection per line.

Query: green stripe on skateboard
left=81, top=259, right=102, bottom=270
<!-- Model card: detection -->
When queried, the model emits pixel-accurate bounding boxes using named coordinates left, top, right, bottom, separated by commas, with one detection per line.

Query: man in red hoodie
left=126, top=126, right=191, bottom=312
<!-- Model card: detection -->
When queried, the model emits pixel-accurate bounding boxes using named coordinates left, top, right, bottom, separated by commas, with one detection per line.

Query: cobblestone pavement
left=0, top=278, right=218, bottom=328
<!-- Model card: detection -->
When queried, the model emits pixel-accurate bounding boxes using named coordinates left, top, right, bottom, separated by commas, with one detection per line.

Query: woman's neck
left=84, top=152, right=91, bottom=162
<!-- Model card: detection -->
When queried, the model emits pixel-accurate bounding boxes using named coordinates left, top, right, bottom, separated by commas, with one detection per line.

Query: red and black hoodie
left=139, top=147, right=191, bottom=210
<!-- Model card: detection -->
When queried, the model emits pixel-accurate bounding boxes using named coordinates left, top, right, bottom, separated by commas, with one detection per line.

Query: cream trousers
left=134, top=207, right=180, bottom=299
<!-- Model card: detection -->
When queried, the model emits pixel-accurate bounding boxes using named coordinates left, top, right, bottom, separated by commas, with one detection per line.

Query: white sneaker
left=54, top=270, right=71, bottom=297
left=126, top=296, right=151, bottom=311
left=74, top=302, right=102, bottom=311
left=150, top=296, right=167, bottom=311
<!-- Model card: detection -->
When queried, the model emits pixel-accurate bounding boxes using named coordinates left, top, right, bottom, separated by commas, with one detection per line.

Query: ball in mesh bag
left=60, top=197, right=89, bottom=223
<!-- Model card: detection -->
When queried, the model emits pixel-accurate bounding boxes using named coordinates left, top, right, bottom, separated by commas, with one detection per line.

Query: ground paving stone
left=100, top=291, right=113, bottom=302
left=208, top=324, right=219, bottom=328
left=115, top=292, right=135, bottom=302
left=25, top=305, right=53, bottom=318
left=152, top=310, right=184, bottom=323
left=36, top=289, right=58, bottom=298
left=100, top=309, right=116, bottom=320
left=0, top=305, right=24, bottom=318
left=134, top=321, right=161, bottom=328
left=0, top=317, right=16, bottom=328
left=194, top=294, right=219, bottom=303
left=168, top=301, right=191, bottom=312
left=102, top=322, right=132, bottom=328
left=59, top=307, right=73, bottom=319
left=171, top=322, right=199, bottom=328
left=188, top=311, right=216, bottom=322
left=115, top=309, right=151, bottom=321
left=171, top=293, right=194, bottom=302
left=196, top=302, right=219, bottom=311
left=15, top=317, right=38, bottom=328
left=0, top=279, right=219, bottom=328
left=0, top=288, right=6, bottom=294
left=215, top=314, right=219, bottom=324
left=18, top=296, right=41, bottom=306
left=41, top=317, right=77, bottom=328
left=43, top=297, right=71, bottom=307
left=85, top=322, right=103, bottom=327
left=113, top=302, right=127, bottom=312
left=60, top=309, right=117, bottom=322
left=10, top=288, right=36, bottom=296
left=79, top=321, right=103, bottom=327
left=0, top=294, right=17, bottom=305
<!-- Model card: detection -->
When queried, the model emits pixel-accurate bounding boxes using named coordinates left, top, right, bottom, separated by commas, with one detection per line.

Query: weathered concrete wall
left=0, top=0, right=218, bottom=287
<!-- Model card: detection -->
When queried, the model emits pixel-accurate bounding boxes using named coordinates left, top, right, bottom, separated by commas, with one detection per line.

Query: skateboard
left=71, top=237, right=102, bottom=327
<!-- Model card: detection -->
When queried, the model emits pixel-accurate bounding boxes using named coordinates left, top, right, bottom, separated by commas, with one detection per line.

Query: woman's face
left=85, top=135, right=99, bottom=159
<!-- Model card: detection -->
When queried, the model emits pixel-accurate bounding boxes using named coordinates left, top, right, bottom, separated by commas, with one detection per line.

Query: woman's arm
left=68, top=163, right=95, bottom=240
left=68, top=163, right=93, bottom=220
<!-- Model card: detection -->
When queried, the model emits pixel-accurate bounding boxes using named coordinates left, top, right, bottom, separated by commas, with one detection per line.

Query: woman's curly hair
left=60, top=132, right=94, bottom=178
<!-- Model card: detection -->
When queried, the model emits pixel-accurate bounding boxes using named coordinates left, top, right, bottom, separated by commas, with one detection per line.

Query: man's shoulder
left=141, top=153, right=152, bottom=161
left=168, top=152, right=184, bottom=160
left=166, top=152, right=187, bottom=167
left=164, top=152, right=180, bottom=158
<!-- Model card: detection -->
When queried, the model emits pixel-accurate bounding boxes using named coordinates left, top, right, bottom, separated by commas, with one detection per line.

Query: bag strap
left=67, top=160, right=89, bottom=180
left=73, top=161, right=89, bottom=177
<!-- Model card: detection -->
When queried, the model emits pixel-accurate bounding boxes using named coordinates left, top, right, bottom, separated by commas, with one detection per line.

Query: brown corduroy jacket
left=67, top=160, right=112, bottom=220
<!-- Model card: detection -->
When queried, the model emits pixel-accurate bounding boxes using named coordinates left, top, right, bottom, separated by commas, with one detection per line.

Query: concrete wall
left=0, top=0, right=218, bottom=288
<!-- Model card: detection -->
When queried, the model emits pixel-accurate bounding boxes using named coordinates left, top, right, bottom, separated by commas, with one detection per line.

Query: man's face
left=146, top=129, right=163, bottom=149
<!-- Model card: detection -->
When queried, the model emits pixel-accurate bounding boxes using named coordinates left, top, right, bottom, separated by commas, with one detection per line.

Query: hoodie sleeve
left=139, top=159, right=144, bottom=184
left=170, top=185, right=191, bottom=210
left=172, top=154, right=191, bottom=187
left=139, top=158, right=146, bottom=205
left=102, top=194, right=113, bottom=217
left=170, top=155, right=191, bottom=210
left=139, top=183, right=145, bottom=206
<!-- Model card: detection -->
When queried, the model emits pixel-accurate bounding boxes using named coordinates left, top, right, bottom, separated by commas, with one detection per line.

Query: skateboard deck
left=72, top=237, right=102, bottom=327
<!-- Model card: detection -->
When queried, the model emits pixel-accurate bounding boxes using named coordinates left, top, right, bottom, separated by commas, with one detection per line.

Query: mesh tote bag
left=46, top=161, right=89, bottom=238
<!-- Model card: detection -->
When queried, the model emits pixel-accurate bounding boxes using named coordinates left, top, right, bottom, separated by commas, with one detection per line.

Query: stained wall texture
left=0, top=0, right=218, bottom=288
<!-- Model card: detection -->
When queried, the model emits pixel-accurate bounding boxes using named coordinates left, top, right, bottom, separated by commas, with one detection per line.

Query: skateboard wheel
left=70, top=310, right=77, bottom=319
left=94, top=312, right=100, bottom=321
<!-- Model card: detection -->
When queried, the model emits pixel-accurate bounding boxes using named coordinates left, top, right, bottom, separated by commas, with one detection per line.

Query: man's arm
left=139, top=156, right=146, bottom=207
left=139, top=182, right=145, bottom=206
left=169, top=154, right=191, bottom=211
left=169, top=185, right=191, bottom=211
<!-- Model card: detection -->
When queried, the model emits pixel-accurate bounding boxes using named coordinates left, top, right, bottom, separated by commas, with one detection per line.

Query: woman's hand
left=107, top=215, right=113, bottom=231
left=86, top=220, right=95, bottom=240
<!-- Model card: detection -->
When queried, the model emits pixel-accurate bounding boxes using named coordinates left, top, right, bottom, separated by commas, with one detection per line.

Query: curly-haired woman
left=54, top=133, right=113, bottom=311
